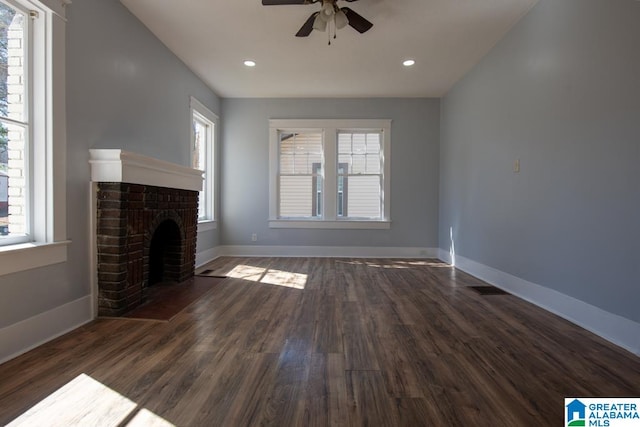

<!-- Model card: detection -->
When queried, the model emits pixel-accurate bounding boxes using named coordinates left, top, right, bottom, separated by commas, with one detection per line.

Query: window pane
left=352, top=154, right=366, bottom=174
left=0, top=121, right=26, bottom=237
left=338, top=132, right=382, bottom=174
left=279, top=131, right=323, bottom=218
left=352, top=133, right=367, bottom=154
left=338, top=135, right=351, bottom=154
left=280, top=132, right=322, bottom=175
left=338, top=154, right=350, bottom=170
left=345, top=175, right=380, bottom=219
left=192, top=114, right=210, bottom=220
left=0, top=4, right=25, bottom=123
left=279, top=175, right=318, bottom=218
left=193, top=117, right=207, bottom=171
left=366, top=134, right=380, bottom=153
left=337, top=131, right=383, bottom=219
left=337, top=169, right=347, bottom=217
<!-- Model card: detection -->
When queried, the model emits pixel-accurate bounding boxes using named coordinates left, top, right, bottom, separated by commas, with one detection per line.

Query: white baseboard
left=195, top=246, right=224, bottom=268
left=0, top=295, right=93, bottom=364
left=195, top=245, right=440, bottom=269
left=213, top=245, right=439, bottom=259
left=438, top=249, right=640, bottom=357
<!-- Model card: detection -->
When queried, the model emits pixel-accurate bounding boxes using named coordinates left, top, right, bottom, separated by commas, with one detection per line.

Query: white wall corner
left=196, top=246, right=224, bottom=268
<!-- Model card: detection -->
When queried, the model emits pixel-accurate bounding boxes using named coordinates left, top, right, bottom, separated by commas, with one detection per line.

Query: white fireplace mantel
left=89, top=149, right=203, bottom=192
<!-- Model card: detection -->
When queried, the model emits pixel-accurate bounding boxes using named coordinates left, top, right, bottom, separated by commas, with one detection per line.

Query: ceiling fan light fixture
left=321, top=1, right=334, bottom=17
left=335, top=9, right=348, bottom=29
left=243, top=60, right=256, bottom=67
left=403, top=59, right=416, bottom=67
left=269, top=0, right=373, bottom=42
left=313, top=13, right=327, bottom=31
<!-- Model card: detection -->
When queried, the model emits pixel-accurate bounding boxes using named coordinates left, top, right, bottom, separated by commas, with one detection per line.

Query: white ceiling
left=120, top=0, right=538, bottom=98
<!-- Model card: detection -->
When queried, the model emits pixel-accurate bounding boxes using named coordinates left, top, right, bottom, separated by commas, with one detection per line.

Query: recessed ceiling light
left=403, top=59, right=416, bottom=67
left=243, top=60, right=256, bottom=67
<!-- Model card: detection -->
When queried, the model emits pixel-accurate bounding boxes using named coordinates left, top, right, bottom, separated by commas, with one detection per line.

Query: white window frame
left=189, top=96, right=217, bottom=232
left=0, top=0, right=68, bottom=276
left=269, top=119, right=391, bottom=230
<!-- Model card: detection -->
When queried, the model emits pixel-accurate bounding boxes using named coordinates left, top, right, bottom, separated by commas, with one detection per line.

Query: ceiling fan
left=262, top=0, right=373, bottom=43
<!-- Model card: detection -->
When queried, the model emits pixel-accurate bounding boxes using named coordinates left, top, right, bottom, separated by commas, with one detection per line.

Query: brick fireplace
left=90, top=150, right=203, bottom=317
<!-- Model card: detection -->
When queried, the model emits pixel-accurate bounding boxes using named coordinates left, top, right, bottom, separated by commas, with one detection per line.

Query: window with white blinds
left=269, top=119, right=391, bottom=229
left=338, top=131, right=382, bottom=219
left=278, top=131, right=323, bottom=218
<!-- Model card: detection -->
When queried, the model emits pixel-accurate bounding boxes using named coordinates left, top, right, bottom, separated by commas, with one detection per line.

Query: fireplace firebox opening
left=148, top=219, right=182, bottom=286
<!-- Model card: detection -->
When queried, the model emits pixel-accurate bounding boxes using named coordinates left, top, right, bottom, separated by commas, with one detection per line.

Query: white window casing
left=269, top=119, right=391, bottom=230
left=190, top=96, right=218, bottom=232
left=0, top=0, right=68, bottom=275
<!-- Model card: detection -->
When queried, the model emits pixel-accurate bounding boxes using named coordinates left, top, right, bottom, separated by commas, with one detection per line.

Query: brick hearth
left=96, top=183, right=198, bottom=316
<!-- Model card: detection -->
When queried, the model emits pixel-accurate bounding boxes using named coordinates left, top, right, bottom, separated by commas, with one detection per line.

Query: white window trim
left=268, top=119, right=391, bottom=230
left=0, top=0, right=68, bottom=276
left=189, top=96, right=218, bottom=229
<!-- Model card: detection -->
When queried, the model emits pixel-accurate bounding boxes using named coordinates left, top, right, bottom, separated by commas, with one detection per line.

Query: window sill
left=0, top=240, right=70, bottom=276
left=197, top=220, right=217, bottom=233
left=269, top=220, right=391, bottom=230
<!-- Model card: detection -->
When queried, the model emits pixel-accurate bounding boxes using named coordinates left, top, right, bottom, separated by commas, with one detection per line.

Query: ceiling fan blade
left=341, top=7, right=373, bottom=33
left=262, top=0, right=311, bottom=5
left=296, top=12, right=319, bottom=37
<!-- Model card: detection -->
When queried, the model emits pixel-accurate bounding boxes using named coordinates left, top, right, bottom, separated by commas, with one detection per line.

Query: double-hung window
left=269, top=119, right=391, bottom=229
left=337, top=130, right=383, bottom=219
left=0, top=0, right=68, bottom=275
left=190, top=96, right=217, bottom=230
left=1, top=1, right=30, bottom=244
left=278, top=131, right=323, bottom=218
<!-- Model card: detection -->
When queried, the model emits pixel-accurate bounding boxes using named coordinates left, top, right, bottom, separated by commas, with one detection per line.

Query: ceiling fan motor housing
left=321, top=1, right=335, bottom=18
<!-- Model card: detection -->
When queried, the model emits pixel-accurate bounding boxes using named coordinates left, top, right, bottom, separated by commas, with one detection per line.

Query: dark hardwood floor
left=1, top=257, right=639, bottom=426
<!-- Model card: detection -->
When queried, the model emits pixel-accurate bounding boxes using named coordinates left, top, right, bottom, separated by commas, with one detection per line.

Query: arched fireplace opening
left=148, top=219, right=183, bottom=286
left=94, top=183, right=198, bottom=316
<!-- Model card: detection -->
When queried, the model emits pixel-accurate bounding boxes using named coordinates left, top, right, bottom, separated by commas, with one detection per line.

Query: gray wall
left=69, top=0, right=222, bottom=259
left=221, top=98, right=440, bottom=248
left=439, top=0, right=640, bottom=322
left=0, top=0, right=220, bottom=330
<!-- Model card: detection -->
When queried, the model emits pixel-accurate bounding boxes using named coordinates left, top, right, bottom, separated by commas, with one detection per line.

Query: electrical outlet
left=251, top=233, right=257, bottom=242
left=514, top=159, right=520, bottom=173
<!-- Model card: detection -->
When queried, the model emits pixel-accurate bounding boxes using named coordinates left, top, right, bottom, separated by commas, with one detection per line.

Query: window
left=190, top=96, right=217, bottom=228
left=269, top=119, right=391, bottom=229
left=0, top=0, right=67, bottom=275
left=1, top=1, right=29, bottom=244
left=278, top=131, right=323, bottom=218
left=338, top=131, right=382, bottom=219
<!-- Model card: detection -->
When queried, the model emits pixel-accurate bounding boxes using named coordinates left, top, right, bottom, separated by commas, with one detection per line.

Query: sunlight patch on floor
left=336, top=259, right=452, bottom=269
left=127, top=408, right=175, bottom=426
left=226, top=264, right=267, bottom=281
left=226, top=264, right=307, bottom=289
left=7, top=374, right=174, bottom=427
left=261, top=268, right=307, bottom=289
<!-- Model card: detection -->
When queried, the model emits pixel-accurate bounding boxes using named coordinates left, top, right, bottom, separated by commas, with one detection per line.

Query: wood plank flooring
left=1, top=257, right=639, bottom=426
